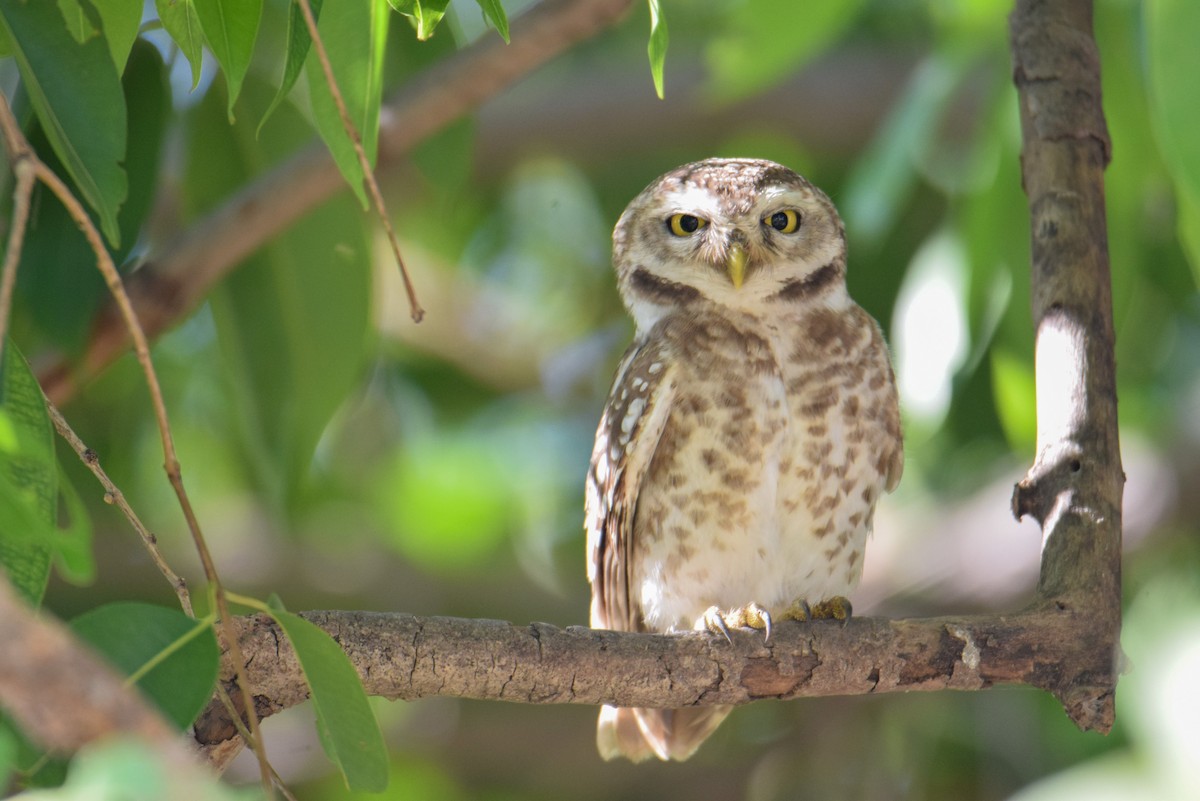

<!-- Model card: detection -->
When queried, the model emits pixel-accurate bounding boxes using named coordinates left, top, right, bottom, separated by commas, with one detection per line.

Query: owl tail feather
left=597, top=705, right=732, bottom=762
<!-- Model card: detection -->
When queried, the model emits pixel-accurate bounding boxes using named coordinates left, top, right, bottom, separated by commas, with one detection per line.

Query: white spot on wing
left=618, top=397, right=647, bottom=446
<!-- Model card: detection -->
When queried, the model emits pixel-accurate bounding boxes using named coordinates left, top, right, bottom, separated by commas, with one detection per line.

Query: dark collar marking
left=630, top=267, right=702, bottom=304
left=771, top=261, right=841, bottom=302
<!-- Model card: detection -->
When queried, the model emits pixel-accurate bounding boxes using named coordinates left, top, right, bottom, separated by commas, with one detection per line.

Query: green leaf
left=71, top=602, right=219, bottom=730
left=0, top=0, right=127, bottom=245
left=307, top=0, right=389, bottom=208
left=40, top=738, right=251, bottom=800
left=185, top=79, right=371, bottom=509
left=0, top=342, right=57, bottom=605
left=258, top=0, right=324, bottom=135
left=52, top=464, right=94, bottom=585
left=156, top=0, right=205, bottom=89
left=473, top=0, right=508, bottom=42
left=0, top=724, right=14, bottom=788
left=707, top=0, right=866, bottom=102
left=266, top=598, right=388, bottom=792
left=646, top=0, right=667, bottom=99
left=56, top=0, right=99, bottom=44
left=380, top=434, right=512, bottom=574
left=17, top=39, right=170, bottom=355
left=193, top=0, right=263, bottom=119
left=990, top=347, right=1036, bottom=452
left=412, top=116, right=475, bottom=192
left=58, top=0, right=141, bottom=71
left=1146, top=0, right=1200, bottom=282
left=388, top=0, right=449, bottom=40
left=1177, top=185, right=1200, bottom=286
left=841, top=51, right=966, bottom=250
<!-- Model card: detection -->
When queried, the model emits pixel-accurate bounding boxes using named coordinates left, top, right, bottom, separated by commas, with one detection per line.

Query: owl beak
left=726, top=244, right=748, bottom=289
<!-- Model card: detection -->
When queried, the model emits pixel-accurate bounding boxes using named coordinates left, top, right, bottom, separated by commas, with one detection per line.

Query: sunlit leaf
left=0, top=342, right=57, bottom=605
left=1177, top=186, right=1200, bottom=285
left=1146, top=0, right=1200, bottom=282
left=474, top=0, right=508, bottom=42
left=71, top=602, right=219, bottom=729
left=42, top=739, right=248, bottom=800
left=259, top=0, right=323, bottom=135
left=266, top=598, right=388, bottom=792
left=381, top=435, right=513, bottom=573
left=0, top=724, right=14, bottom=787
left=51, top=465, right=93, bottom=585
left=989, top=347, right=1036, bottom=451
left=194, top=0, right=263, bottom=119
left=308, top=0, right=388, bottom=208
left=155, top=0, right=204, bottom=89
left=0, top=0, right=127, bottom=245
left=647, top=0, right=667, bottom=98
left=388, top=0, right=449, bottom=40
left=707, top=0, right=866, bottom=102
left=841, top=51, right=965, bottom=250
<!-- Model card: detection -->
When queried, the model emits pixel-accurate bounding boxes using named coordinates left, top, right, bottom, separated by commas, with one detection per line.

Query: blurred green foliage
left=1, top=0, right=1198, bottom=798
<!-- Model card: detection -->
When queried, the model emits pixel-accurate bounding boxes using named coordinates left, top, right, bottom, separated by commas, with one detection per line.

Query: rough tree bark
left=1009, top=0, right=1123, bottom=725
left=191, top=0, right=1124, bottom=767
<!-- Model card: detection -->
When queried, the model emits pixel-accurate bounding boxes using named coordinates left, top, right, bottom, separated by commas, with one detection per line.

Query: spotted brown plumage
left=586, top=158, right=903, bottom=762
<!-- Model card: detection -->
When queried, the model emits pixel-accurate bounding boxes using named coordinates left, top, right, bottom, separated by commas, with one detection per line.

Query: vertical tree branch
left=1009, top=0, right=1123, bottom=731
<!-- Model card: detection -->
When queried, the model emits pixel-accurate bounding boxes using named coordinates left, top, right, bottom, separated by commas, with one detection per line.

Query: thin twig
left=0, top=159, right=34, bottom=351
left=295, top=0, right=424, bottom=322
left=212, top=683, right=300, bottom=801
left=0, top=93, right=275, bottom=797
left=44, top=398, right=193, bottom=616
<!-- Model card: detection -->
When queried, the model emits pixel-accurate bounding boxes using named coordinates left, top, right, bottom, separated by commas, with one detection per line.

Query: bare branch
left=1009, top=0, right=1123, bottom=732
left=0, top=158, right=34, bottom=351
left=38, top=0, right=636, bottom=404
left=194, top=603, right=1113, bottom=764
left=45, top=397, right=193, bottom=616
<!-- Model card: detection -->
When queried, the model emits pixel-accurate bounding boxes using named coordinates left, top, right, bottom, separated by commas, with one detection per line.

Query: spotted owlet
left=584, top=158, right=903, bottom=762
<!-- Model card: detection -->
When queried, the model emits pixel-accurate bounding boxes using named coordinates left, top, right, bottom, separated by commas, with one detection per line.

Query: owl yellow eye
left=764, top=210, right=801, bottom=234
left=667, top=213, right=707, bottom=236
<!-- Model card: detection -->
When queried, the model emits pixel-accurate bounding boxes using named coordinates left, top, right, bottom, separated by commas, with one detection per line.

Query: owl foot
left=699, top=603, right=773, bottom=644
left=781, top=596, right=852, bottom=626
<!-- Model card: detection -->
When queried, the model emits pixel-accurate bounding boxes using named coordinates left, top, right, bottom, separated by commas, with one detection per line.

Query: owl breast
left=630, top=304, right=894, bottom=632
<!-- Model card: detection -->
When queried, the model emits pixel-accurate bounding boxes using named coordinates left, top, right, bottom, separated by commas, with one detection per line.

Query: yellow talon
left=781, top=596, right=853, bottom=626
left=699, top=603, right=773, bottom=643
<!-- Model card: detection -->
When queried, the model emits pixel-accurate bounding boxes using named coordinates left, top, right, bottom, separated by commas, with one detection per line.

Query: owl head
left=612, top=158, right=849, bottom=333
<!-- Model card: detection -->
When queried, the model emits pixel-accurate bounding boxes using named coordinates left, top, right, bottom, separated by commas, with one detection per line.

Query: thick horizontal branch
left=195, top=604, right=1114, bottom=758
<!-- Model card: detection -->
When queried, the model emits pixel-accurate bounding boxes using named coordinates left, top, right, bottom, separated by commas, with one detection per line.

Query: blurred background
left=17, top=0, right=1200, bottom=798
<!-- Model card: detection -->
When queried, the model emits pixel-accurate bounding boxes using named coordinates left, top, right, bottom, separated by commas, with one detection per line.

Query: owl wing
left=586, top=336, right=676, bottom=633
left=876, top=331, right=905, bottom=495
